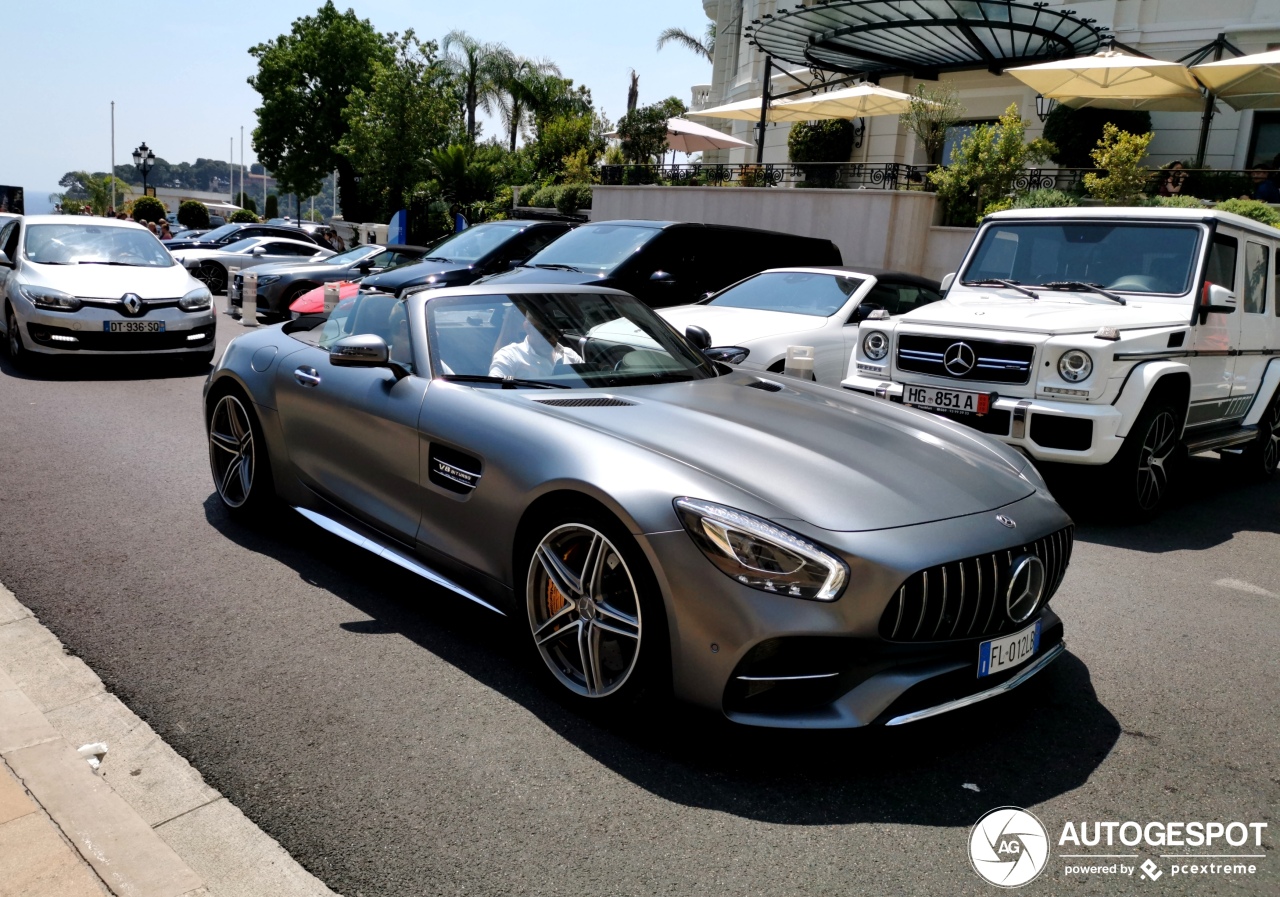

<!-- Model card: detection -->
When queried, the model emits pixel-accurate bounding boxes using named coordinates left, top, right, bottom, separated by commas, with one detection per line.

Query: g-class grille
left=880, top=526, right=1073, bottom=642
left=896, top=334, right=1035, bottom=385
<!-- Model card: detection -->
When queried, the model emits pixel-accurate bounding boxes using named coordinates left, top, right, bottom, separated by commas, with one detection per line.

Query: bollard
left=241, top=271, right=259, bottom=327
left=226, top=266, right=241, bottom=318
left=783, top=345, right=815, bottom=381
left=323, top=284, right=340, bottom=315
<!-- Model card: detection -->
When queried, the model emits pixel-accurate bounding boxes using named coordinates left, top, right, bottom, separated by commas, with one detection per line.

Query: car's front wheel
left=4, top=305, right=32, bottom=369
left=1105, top=395, right=1182, bottom=519
left=523, top=512, right=667, bottom=709
left=207, top=390, right=274, bottom=516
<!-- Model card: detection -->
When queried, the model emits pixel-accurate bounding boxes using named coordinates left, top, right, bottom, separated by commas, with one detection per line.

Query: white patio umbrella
left=1006, top=49, right=1205, bottom=111
left=1191, top=49, right=1280, bottom=109
left=770, top=82, right=920, bottom=118
left=686, top=97, right=829, bottom=123
left=663, top=118, right=755, bottom=152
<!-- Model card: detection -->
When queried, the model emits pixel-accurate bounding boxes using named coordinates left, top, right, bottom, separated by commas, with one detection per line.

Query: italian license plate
left=905, top=385, right=989, bottom=416
left=104, top=321, right=164, bottom=333
left=978, top=620, right=1041, bottom=678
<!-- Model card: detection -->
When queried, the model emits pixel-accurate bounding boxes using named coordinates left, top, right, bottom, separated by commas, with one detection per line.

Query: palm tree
left=496, top=56, right=562, bottom=152
left=442, top=31, right=511, bottom=142
left=627, top=70, right=640, bottom=114
left=656, top=24, right=715, bottom=63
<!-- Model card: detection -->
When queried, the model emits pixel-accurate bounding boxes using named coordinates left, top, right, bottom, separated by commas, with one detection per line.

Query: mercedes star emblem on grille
left=122, top=293, right=143, bottom=316
left=1006, top=555, right=1046, bottom=623
left=996, top=514, right=1016, bottom=528
left=943, top=341, right=976, bottom=376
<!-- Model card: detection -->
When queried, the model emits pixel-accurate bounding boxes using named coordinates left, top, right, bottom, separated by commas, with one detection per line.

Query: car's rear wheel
left=195, top=262, right=227, bottom=295
left=207, top=391, right=274, bottom=516
left=1239, top=388, right=1280, bottom=478
left=1104, top=395, right=1182, bottom=520
left=523, top=511, right=668, bottom=709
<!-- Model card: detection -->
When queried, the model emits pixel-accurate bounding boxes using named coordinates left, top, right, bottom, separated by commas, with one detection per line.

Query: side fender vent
left=746, top=379, right=784, bottom=392
left=533, top=397, right=636, bottom=407
left=429, top=443, right=482, bottom=494
left=1167, top=331, right=1186, bottom=348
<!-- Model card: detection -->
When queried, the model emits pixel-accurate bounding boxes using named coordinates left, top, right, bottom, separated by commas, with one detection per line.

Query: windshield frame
left=522, top=223, right=662, bottom=276
left=22, top=222, right=175, bottom=268
left=959, top=219, right=1207, bottom=300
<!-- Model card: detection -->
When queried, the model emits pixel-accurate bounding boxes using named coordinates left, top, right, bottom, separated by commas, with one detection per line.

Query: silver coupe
left=203, top=284, right=1074, bottom=727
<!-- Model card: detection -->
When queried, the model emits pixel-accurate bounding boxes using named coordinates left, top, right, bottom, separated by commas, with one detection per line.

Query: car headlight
left=18, top=284, right=80, bottom=311
left=254, top=275, right=280, bottom=286
left=179, top=286, right=212, bottom=311
left=674, top=498, right=848, bottom=601
left=862, top=330, right=889, bottom=361
left=1057, top=349, right=1093, bottom=382
left=703, top=346, right=750, bottom=365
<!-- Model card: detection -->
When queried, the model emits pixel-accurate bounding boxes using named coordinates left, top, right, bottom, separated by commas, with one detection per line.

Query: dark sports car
left=204, top=284, right=1073, bottom=727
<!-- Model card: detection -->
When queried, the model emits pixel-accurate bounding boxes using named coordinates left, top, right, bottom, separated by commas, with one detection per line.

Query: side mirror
left=0, top=250, right=11, bottom=269
left=849, top=303, right=885, bottom=324
left=250, top=247, right=266, bottom=256
left=1199, top=282, right=1237, bottom=321
left=330, top=334, right=389, bottom=368
left=354, top=259, right=374, bottom=272
left=650, top=270, right=677, bottom=285
left=685, top=325, right=711, bottom=351
left=505, top=258, right=526, bottom=271
left=940, top=272, right=956, bottom=292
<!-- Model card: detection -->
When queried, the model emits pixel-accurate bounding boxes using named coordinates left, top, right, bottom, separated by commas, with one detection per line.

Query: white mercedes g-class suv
left=842, top=207, right=1280, bottom=517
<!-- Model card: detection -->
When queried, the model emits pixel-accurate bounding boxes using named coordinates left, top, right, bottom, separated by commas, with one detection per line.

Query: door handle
left=294, top=366, right=321, bottom=387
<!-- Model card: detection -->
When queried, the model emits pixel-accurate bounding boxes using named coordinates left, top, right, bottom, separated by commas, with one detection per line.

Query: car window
left=512, top=226, right=568, bottom=259
left=709, top=271, right=864, bottom=317
left=196, top=224, right=241, bottom=243
left=321, top=246, right=381, bottom=266
left=524, top=224, right=662, bottom=275
left=294, top=291, right=415, bottom=372
left=0, top=221, right=17, bottom=260
left=261, top=242, right=307, bottom=255
left=222, top=238, right=260, bottom=253
left=1205, top=234, right=1237, bottom=292
left=419, top=224, right=525, bottom=263
left=1244, top=241, right=1268, bottom=314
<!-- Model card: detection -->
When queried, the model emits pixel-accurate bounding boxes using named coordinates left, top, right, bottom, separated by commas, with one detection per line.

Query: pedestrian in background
left=1158, top=161, right=1188, bottom=197
left=158, top=221, right=173, bottom=239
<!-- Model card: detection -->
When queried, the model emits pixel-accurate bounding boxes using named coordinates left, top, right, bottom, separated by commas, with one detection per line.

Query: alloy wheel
left=1136, top=409, right=1177, bottom=511
left=6, top=308, right=19, bottom=359
left=1263, top=399, right=1280, bottom=475
left=209, top=395, right=255, bottom=508
left=197, top=263, right=227, bottom=295
left=527, top=524, right=642, bottom=698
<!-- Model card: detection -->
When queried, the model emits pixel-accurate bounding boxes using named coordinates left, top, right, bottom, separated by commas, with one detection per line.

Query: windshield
left=194, top=224, right=242, bottom=243
left=963, top=222, right=1204, bottom=296
left=322, top=245, right=381, bottom=266
left=220, top=238, right=261, bottom=254
left=524, top=224, right=660, bottom=274
left=421, top=224, right=525, bottom=263
left=425, top=291, right=716, bottom=387
left=709, top=271, right=864, bottom=316
left=23, top=224, right=173, bottom=267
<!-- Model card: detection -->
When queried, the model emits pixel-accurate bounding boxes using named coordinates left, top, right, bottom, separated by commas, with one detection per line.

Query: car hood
left=659, top=305, right=826, bottom=346
left=908, top=290, right=1190, bottom=334
left=514, top=374, right=1036, bottom=531
left=363, top=259, right=478, bottom=291
left=23, top=262, right=198, bottom=299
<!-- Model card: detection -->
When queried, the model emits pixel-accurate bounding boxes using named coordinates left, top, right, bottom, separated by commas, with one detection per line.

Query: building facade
left=692, top=0, right=1280, bottom=170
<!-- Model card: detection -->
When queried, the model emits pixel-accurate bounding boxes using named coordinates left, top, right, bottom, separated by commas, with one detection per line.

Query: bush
left=265, top=194, right=279, bottom=218
left=526, top=185, right=558, bottom=208
left=229, top=209, right=258, bottom=223
left=1012, top=188, right=1078, bottom=209
left=1143, top=194, right=1207, bottom=209
left=983, top=198, right=1015, bottom=216
left=788, top=119, right=855, bottom=186
left=1043, top=106, right=1152, bottom=169
left=1214, top=198, right=1280, bottom=227
left=736, top=165, right=770, bottom=187
left=554, top=184, right=593, bottom=214
left=178, top=200, right=210, bottom=229
left=1084, top=125, right=1154, bottom=205
left=131, top=196, right=167, bottom=224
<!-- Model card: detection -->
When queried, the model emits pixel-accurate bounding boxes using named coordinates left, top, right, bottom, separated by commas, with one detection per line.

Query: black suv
left=478, top=220, right=842, bottom=307
left=163, top=222, right=322, bottom=252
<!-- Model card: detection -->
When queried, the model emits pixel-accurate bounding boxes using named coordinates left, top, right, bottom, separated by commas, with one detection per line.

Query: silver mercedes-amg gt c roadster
left=204, top=284, right=1073, bottom=728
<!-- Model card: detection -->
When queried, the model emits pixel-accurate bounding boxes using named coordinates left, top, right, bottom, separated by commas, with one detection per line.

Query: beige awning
left=687, top=97, right=821, bottom=123
left=1191, top=50, right=1280, bottom=110
left=771, top=83, right=920, bottom=118
left=1007, top=50, right=1205, bottom=112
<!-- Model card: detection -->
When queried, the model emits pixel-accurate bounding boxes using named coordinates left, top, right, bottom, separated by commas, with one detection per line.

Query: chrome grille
left=896, top=335, right=1035, bottom=385
left=880, top=526, right=1073, bottom=642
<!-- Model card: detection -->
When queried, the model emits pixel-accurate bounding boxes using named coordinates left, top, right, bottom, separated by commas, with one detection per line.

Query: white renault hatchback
left=0, top=215, right=216, bottom=367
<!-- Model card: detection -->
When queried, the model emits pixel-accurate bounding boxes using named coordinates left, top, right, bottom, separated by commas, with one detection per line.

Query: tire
left=276, top=283, right=313, bottom=318
left=195, top=262, right=227, bottom=295
left=207, top=389, right=275, bottom=518
left=4, top=304, right=33, bottom=370
left=1104, top=394, right=1183, bottom=520
left=1239, top=388, right=1280, bottom=478
left=520, top=507, right=669, bottom=712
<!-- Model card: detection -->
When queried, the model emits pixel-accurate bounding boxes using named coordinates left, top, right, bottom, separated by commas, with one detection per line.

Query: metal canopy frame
left=748, top=0, right=1109, bottom=80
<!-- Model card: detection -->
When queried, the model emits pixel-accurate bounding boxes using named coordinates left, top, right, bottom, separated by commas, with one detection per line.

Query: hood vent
left=534, top=397, right=636, bottom=408
left=745, top=379, right=784, bottom=392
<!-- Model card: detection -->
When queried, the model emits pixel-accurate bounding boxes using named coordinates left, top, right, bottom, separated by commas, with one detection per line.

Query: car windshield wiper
left=533, top=263, right=582, bottom=273
left=1039, top=280, right=1127, bottom=306
left=421, top=256, right=452, bottom=263
left=961, top=278, right=1040, bottom=300
left=438, top=374, right=570, bottom=389
left=77, top=260, right=139, bottom=266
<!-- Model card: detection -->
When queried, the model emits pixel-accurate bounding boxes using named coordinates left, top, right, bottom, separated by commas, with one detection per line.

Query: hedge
left=178, top=200, right=210, bottom=229
left=131, top=196, right=167, bottom=224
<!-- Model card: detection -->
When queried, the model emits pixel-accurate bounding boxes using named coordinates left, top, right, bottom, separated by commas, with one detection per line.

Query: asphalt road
left=0, top=305, right=1275, bottom=896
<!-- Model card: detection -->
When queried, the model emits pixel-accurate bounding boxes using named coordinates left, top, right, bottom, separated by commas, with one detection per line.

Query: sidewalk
left=0, top=582, right=338, bottom=897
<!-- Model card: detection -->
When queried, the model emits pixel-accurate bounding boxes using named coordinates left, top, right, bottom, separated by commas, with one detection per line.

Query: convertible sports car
left=204, top=284, right=1073, bottom=727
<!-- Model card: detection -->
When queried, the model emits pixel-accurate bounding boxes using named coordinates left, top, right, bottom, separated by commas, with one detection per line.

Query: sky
left=1, top=0, right=714, bottom=213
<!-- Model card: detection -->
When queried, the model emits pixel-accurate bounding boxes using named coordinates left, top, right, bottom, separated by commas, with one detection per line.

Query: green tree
left=788, top=119, right=856, bottom=185
left=57, top=171, right=134, bottom=215
left=899, top=83, right=965, bottom=164
left=929, top=103, right=1055, bottom=226
left=1083, top=124, right=1155, bottom=205
left=235, top=192, right=257, bottom=214
left=495, top=56, right=562, bottom=152
left=265, top=194, right=279, bottom=218
left=424, top=144, right=498, bottom=207
left=1043, top=106, right=1152, bottom=169
left=338, top=31, right=462, bottom=217
left=131, top=196, right=167, bottom=223
left=656, top=24, right=715, bottom=62
left=441, top=30, right=510, bottom=142
left=178, top=200, right=210, bottom=229
left=248, top=2, right=393, bottom=221
left=616, top=98, right=685, bottom=163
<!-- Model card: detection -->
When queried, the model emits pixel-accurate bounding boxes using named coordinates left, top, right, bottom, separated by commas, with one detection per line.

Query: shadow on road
left=1054, top=454, right=1280, bottom=554
left=204, top=495, right=1121, bottom=829
left=0, top=349, right=212, bottom=382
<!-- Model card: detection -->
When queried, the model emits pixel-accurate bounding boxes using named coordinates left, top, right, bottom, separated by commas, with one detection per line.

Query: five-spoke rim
left=1136, top=409, right=1177, bottom=510
left=209, top=395, right=255, bottom=508
left=526, top=524, right=641, bottom=698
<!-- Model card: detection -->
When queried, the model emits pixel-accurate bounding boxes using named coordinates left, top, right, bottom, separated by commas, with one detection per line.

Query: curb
left=0, top=582, right=338, bottom=897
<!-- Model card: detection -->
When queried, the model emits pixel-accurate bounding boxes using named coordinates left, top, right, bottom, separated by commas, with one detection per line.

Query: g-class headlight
left=674, top=498, right=848, bottom=601
left=18, top=284, right=81, bottom=312
left=179, top=286, right=212, bottom=311
left=1058, top=349, right=1093, bottom=382
left=862, top=330, right=889, bottom=361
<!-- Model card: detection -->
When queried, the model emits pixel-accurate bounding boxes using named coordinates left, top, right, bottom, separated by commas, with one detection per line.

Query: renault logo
left=1006, top=555, right=1046, bottom=623
left=943, top=341, right=976, bottom=376
left=121, top=293, right=143, bottom=316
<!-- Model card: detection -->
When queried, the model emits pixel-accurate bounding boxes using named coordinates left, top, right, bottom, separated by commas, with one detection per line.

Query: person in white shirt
left=490, top=316, right=582, bottom=379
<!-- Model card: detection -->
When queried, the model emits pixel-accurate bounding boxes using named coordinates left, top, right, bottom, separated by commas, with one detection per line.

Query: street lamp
left=132, top=142, right=156, bottom=194
left=1034, top=94, right=1058, bottom=123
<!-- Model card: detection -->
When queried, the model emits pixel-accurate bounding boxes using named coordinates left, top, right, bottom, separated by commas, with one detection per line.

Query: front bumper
left=15, top=301, right=216, bottom=355
left=841, top=372, right=1125, bottom=465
